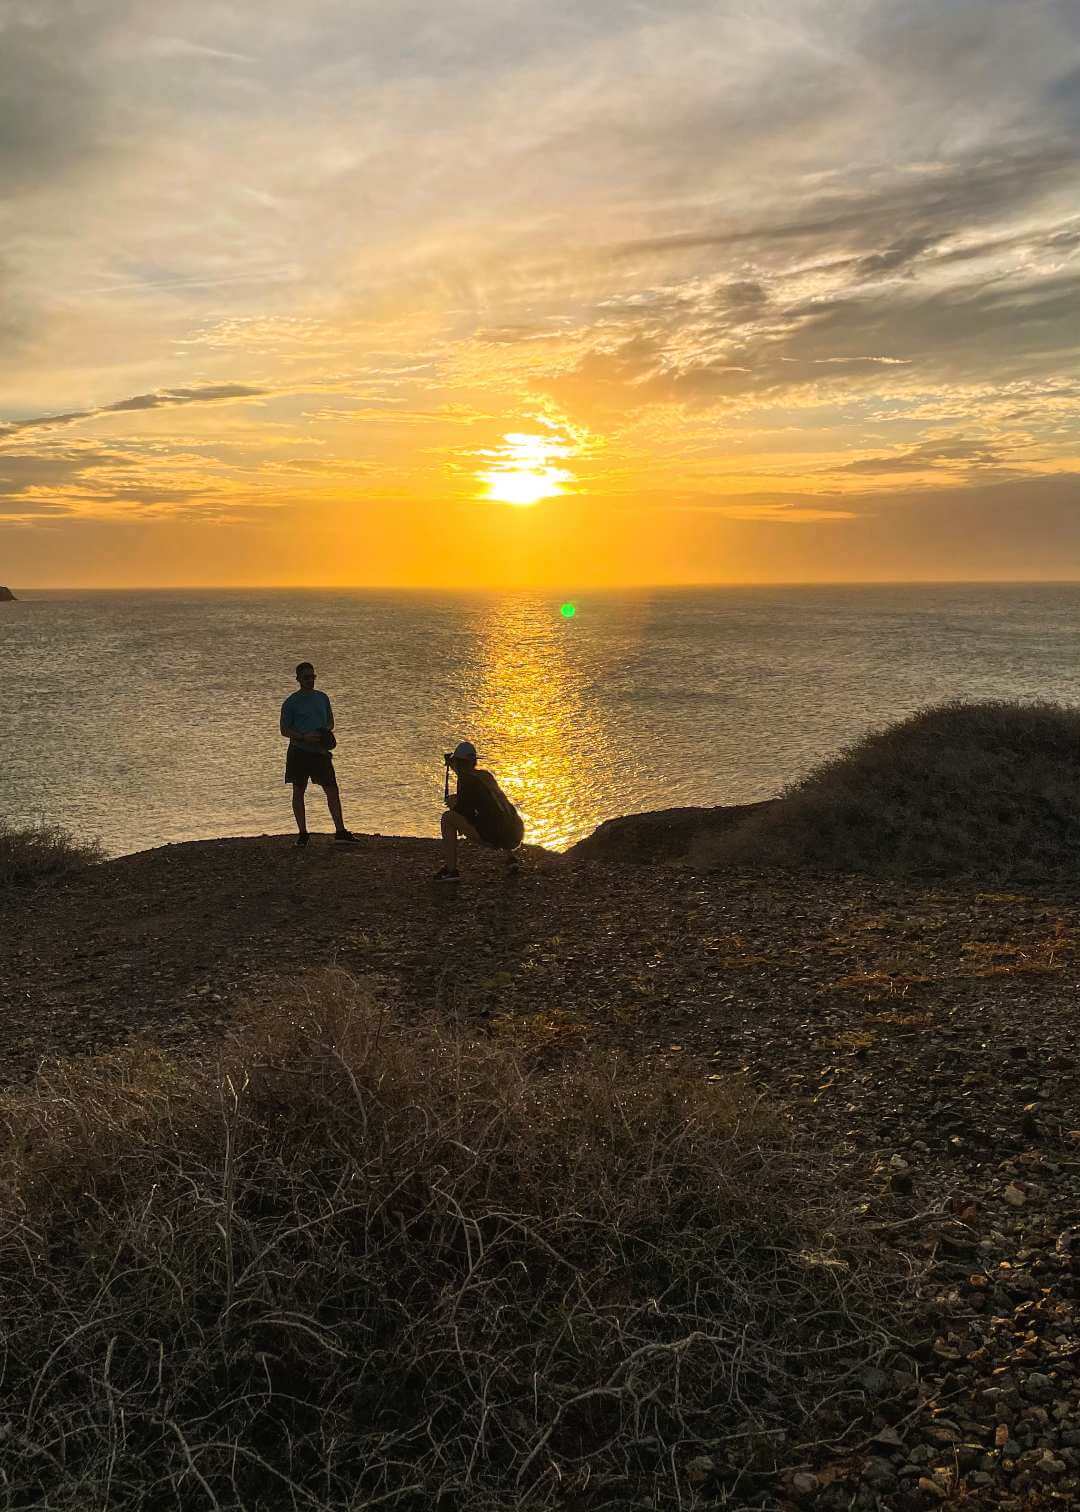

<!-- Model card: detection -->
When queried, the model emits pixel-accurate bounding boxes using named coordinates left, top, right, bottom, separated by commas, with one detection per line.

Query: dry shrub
left=0, top=972, right=895, bottom=1510
left=710, top=699, right=1080, bottom=880
left=0, top=819, right=104, bottom=886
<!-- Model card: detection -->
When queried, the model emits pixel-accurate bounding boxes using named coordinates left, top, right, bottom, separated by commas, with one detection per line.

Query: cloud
left=609, top=143, right=1078, bottom=266
left=0, top=437, right=252, bottom=521
left=852, top=234, right=940, bottom=280
left=542, top=250, right=1080, bottom=417
left=103, top=384, right=268, bottom=413
left=0, top=384, right=269, bottom=437
left=0, top=447, right=131, bottom=501
left=838, top=440, right=1005, bottom=475
left=689, top=497, right=858, bottom=523
left=302, top=404, right=490, bottom=425
left=0, top=3, right=110, bottom=196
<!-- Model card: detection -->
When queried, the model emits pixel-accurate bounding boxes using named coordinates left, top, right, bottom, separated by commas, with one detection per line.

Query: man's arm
left=324, top=697, right=334, bottom=732
left=452, top=774, right=480, bottom=822
left=280, top=700, right=320, bottom=741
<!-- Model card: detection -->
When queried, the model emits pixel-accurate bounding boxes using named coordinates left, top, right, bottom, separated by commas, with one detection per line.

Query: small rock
left=791, top=1472, right=819, bottom=1496
left=862, top=1457, right=895, bottom=1487
left=917, top=1476, right=948, bottom=1500
left=1037, top=1453, right=1067, bottom=1478
left=859, top=1366, right=891, bottom=1398
left=685, top=1455, right=714, bottom=1486
left=1022, top=1372, right=1054, bottom=1402
left=1003, top=1183, right=1026, bottom=1207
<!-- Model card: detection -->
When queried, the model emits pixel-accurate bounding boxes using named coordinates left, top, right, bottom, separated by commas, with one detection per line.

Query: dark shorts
left=285, top=745, right=338, bottom=789
left=454, top=813, right=520, bottom=851
left=478, top=823, right=519, bottom=850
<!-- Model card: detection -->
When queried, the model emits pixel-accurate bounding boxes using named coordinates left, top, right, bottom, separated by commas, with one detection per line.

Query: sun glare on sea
left=476, top=429, right=576, bottom=507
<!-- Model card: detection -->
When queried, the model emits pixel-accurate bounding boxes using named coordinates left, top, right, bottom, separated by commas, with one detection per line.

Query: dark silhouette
left=279, top=662, right=358, bottom=847
left=0, top=586, right=15, bottom=602
left=435, top=740, right=524, bottom=882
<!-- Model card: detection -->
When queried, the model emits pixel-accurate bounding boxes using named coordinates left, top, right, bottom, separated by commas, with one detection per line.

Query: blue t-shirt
left=281, top=690, right=333, bottom=748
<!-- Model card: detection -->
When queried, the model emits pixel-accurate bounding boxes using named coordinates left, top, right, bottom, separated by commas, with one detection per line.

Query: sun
left=476, top=429, right=576, bottom=507
left=485, top=468, right=565, bottom=507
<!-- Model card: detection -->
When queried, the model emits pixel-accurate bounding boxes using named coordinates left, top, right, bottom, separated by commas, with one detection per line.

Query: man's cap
left=451, top=740, right=477, bottom=762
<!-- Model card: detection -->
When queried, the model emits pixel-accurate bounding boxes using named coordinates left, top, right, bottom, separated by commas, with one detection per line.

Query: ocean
left=4, top=584, right=1080, bottom=858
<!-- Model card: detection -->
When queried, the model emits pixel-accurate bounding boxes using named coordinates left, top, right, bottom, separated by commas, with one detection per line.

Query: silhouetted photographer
left=434, top=740, right=524, bottom=882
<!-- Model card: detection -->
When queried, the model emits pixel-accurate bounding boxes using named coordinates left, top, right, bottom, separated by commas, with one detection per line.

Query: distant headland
left=0, top=586, right=15, bottom=602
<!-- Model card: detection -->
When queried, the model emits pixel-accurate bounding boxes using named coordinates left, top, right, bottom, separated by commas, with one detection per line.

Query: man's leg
left=324, top=779, right=346, bottom=832
left=320, top=775, right=359, bottom=842
left=440, top=810, right=481, bottom=871
left=291, top=779, right=308, bottom=838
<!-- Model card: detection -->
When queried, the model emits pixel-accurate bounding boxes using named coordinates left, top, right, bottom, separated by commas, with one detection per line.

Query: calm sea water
left=3, top=585, right=1080, bottom=857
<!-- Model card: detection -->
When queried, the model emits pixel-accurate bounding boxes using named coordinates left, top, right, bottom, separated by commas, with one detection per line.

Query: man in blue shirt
left=280, top=662, right=358, bottom=847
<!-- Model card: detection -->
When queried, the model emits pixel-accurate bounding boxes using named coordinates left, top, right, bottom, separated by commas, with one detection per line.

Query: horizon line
left=10, top=577, right=1080, bottom=593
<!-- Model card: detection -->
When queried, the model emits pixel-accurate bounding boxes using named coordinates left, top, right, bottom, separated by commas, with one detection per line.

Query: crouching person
left=434, top=740, right=524, bottom=882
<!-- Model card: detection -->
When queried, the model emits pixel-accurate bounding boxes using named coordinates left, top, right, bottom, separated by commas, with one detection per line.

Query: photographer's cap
left=451, top=740, right=477, bottom=762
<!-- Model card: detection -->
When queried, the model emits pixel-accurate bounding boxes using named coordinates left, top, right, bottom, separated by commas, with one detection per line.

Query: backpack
left=484, top=772, right=525, bottom=849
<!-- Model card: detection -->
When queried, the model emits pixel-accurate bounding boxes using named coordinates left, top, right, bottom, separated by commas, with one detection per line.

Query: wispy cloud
left=0, top=384, right=269, bottom=437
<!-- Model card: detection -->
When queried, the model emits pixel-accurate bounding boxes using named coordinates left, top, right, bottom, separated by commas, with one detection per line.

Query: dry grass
left=0, top=819, right=104, bottom=886
left=0, top=972, right=897, bottom=1510
left=710, top=699, right=1080, bottom=880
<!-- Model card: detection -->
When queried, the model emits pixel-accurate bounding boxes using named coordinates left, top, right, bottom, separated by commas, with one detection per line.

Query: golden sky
left=2, top=0, right=1079, bottom=587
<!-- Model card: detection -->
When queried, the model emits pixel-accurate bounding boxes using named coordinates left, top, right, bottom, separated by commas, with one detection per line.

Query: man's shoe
left=333, top=830, right=360, bottom=845
left=295, top=832, right=310, bottom=848
left=432, top=866, right=460, bottom=883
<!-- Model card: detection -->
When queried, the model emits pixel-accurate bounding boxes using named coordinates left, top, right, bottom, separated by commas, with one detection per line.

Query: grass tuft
left=0, top=819, right=104, bottom=886
left=0, top=971, right=896, bottom=1509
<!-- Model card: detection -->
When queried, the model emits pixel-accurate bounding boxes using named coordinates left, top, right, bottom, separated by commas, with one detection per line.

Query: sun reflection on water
left=459, top=597, right=610, bottom=850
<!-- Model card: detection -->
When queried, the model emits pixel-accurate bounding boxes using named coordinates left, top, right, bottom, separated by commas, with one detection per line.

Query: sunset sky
left=2, top=0, right=1079, bottom=587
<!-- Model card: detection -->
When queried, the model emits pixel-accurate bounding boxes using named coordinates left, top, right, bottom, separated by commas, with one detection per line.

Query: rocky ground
left=1, top=832, right=1078, bottom=1509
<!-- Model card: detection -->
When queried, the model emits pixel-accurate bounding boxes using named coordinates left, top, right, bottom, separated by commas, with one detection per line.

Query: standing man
left=280, top=662, right=359, bottom=847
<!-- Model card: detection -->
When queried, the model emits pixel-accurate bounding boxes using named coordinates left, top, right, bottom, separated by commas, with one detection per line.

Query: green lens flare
left=560, top=602, right=577, bottom=619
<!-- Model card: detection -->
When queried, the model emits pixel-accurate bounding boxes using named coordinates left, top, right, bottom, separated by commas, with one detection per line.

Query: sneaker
left=295, top=832, right=310, bottom=848
left=333, top=830, right=360, bottom=845
left=432, top=866, right=460, bottom=883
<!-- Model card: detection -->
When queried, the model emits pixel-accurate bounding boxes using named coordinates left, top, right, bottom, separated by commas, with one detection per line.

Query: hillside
left=566, top=799, right=776, bottom=866
left=569, top=701, right=1080, bottom=882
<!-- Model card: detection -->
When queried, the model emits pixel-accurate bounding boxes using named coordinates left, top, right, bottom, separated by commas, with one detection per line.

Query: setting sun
left=476, top=430, right=575, bottom=507
left=484, top=469, right=563, bottom=507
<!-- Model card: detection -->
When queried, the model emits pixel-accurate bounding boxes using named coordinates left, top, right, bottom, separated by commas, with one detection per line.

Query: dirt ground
left=1, top=834, right=1078, bottom=1508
